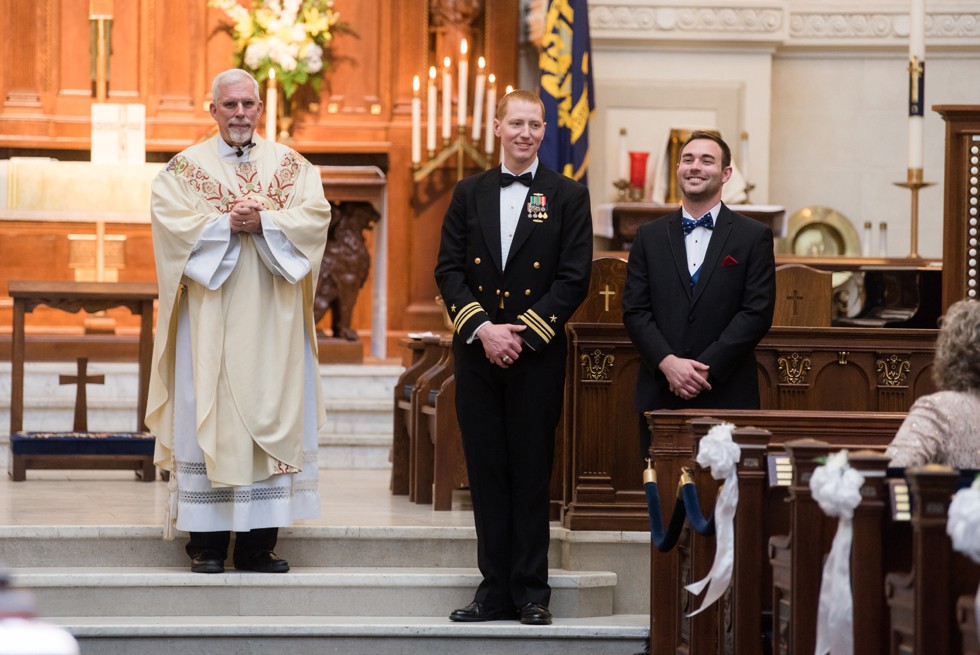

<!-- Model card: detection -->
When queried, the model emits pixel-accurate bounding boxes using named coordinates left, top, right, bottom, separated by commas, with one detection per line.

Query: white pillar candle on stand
left=442, top=57, right=452, bottom=142
left=740, top=131, right=750, bottom=181
left=618, top=128, right=629, bottom=180
left=427, top=66, right=437, bottom=153
left=471, top=57, right=486, bottom=141
left=457, top=40, right=468, bottom=129
left=907, top=0, right=925, bottom=170
left=265, top=68, right=277, bottom=142
left=484, top=75, right=497, bottom=155
left=411, top=75, right=421, bottom=165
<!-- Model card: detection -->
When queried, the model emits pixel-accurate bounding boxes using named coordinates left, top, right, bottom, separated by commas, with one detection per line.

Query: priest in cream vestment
left=146, top=69, right=331, bottom=574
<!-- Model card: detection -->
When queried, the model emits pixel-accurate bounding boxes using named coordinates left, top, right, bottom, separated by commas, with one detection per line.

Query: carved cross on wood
left=599, top=284, right=616, bottom=312
left=786, top=290, right=804, bottom=318
left=59, top=357, right=104, bottom=431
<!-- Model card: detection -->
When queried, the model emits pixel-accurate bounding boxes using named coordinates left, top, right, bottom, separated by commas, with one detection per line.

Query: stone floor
left=0, top=468, right=476, bottom=529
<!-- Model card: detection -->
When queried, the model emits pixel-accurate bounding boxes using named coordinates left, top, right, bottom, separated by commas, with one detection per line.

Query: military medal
left=527, top=193, right=548, bottom=223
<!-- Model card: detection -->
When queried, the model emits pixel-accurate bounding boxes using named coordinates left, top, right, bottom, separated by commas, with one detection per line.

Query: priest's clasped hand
left=230, top=199, right=263, bottom=234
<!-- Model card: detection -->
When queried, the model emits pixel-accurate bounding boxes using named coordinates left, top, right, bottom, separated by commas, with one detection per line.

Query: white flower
left=301, top=43, right=324, bottom=73
left=810, top=450, right=864, bottom=520
left=243, top=40, right=270, bottom=70
left=281, top=0, right=302, bottom=23
left=947, top=477, right=980, bottom=564
left=696, top=423, right=741, bottom=480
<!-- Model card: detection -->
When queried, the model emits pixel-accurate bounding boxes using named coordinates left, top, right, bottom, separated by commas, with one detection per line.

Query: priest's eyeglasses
left=220, top=100, right=258, bottom=111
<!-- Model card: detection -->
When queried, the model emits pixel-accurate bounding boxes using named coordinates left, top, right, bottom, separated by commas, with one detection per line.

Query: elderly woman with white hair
left=886, top=299, right=980, bottom=468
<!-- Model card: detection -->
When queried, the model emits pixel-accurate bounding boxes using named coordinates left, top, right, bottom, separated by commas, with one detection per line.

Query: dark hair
left=681, top=130, right=732, bottom=168
left=933, top=299, right=980, bottom=392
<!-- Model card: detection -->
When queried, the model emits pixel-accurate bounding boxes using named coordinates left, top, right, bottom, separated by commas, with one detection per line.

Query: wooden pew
left=959, top=596, right=979, bottom=655
left=413, top=336, right=469, bottom=510
left=885, top=466, right=980, bottom=654
left=646, top=410, right=906, bottom=655
left=408, top=336, right=454, bottom=504
left=561, top=323, right=936, bottom=532
left=390, top=336, right=444, bottom=495
left=769, top=442, right=904, bottom=655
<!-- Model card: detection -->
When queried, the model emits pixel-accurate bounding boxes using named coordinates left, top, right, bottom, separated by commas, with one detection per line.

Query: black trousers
left=452, top=334, right=566, bottom=611
left=186, top=527, right=279, bottom=563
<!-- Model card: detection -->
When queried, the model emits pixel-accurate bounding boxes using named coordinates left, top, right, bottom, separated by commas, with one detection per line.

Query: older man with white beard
left=146, top=68, right=331, bottom=573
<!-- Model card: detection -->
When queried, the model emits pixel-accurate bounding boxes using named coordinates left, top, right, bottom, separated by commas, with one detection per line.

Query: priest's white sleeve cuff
left=183, top=215, right=240, bottom=290
left=251, top=211, right=312, bottom=284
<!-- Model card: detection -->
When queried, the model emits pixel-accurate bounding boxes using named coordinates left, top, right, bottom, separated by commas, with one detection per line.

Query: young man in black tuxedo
left=623, top=131, right=775, bottom=458
left=434, top=90, right=593, bottom=625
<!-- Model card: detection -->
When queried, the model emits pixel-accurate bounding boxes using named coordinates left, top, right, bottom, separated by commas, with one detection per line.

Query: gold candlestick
left=893, top=167, right=934, bottom=259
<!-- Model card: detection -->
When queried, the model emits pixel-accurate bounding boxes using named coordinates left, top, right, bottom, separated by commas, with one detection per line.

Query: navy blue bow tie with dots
left=682, top=213, right=714, bottom=235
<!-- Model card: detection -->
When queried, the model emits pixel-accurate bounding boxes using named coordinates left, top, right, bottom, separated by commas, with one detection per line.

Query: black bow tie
left=682, top=213, right=714, bottom=235
left=233, top=141, right=256, bottom=157
left=500, top=171, right=533, bottom=188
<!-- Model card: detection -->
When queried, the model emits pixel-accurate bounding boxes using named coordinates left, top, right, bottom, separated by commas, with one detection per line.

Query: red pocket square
left=721, top=255, right=739, bottom=267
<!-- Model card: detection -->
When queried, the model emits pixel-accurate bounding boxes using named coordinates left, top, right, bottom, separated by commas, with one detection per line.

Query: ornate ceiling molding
left=589, top=1, right=980, bottom=49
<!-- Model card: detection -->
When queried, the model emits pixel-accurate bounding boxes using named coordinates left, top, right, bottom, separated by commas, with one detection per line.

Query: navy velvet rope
left=681, top=483, right=717, bottom=536
left=643, top=481, right=688, bottom=552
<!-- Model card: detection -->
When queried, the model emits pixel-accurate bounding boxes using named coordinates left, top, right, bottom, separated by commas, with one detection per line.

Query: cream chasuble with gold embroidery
left=147, top=135, right=330, bottom=533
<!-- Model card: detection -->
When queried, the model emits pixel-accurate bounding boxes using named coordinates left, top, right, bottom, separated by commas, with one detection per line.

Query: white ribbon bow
left=947, top=476, right=980, bottom=649
left=810, top=450, right=864, bottom=655
left=685, top=423, right=741, bottom=617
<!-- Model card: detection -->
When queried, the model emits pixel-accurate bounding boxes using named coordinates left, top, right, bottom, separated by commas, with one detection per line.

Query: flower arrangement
left=209, top=0, right=342, bottom=100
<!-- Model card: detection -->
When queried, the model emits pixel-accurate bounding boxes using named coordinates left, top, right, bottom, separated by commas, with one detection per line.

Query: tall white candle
left=442, top=57, right=452, bottom=142
left=618, top=128, right=629, bottom=180
left=740, top=131, right=750, bottom=181
left=908, top=0, right=925, bottom=169
left=484, top=75, right=496, bottom=155
left=457, top=39, right=468, bottom=129
left=426, top=66, right=437, bottom=153
left=505, top=84, right=514, bottom=96
left=471, top=57, right=486, bottom=141
left=411, top=75, right=421, bottom=165
left=265, top=68, right=277, bottom=142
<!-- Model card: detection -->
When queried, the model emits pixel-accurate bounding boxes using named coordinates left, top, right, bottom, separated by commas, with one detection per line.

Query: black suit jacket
left=434, top=164, right=593, bottom=351
left=622, top=203, right=775, bottom=412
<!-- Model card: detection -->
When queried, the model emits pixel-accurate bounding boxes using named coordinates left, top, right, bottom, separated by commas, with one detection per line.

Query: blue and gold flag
left=538, top=0, right=596, bottom=184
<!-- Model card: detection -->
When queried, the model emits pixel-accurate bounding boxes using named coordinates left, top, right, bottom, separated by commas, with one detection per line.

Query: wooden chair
left=773, top=264, right=832, bottom=327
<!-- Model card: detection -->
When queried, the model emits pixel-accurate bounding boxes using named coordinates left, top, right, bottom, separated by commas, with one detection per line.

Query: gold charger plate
left=776, top=205, right=862, bottom=257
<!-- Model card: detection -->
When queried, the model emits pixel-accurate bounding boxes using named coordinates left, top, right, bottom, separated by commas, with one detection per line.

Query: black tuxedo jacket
left=434, top=164, right=593, bottom=351
left=623, top=203, right=775, bottom=412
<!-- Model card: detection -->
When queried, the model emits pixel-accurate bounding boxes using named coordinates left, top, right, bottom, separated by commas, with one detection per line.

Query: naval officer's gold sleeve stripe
left=453, top=303, right=483, bottom=331
left=523, top=309, right=555, bottom=338
left=519, top=311, right=555, bottom=343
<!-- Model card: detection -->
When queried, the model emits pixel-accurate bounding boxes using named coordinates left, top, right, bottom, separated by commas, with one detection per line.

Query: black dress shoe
left=190, top=552, right=225, bottom=574
left=234, top=551, right=289, bottom=573
left=519, top=602, right=552, bottom=625
left=449, top=601, right=515, bottom=622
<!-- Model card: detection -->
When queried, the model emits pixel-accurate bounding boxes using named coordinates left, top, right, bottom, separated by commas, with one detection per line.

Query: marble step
left=62, top=614, right=649, bottom=655
left=0, top=525, right=651, bottom=615
left=15, top=567, right=617, bottom=619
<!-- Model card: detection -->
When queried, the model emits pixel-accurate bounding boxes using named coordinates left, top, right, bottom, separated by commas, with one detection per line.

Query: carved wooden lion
left=313, top=201, right=379, bottom=340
